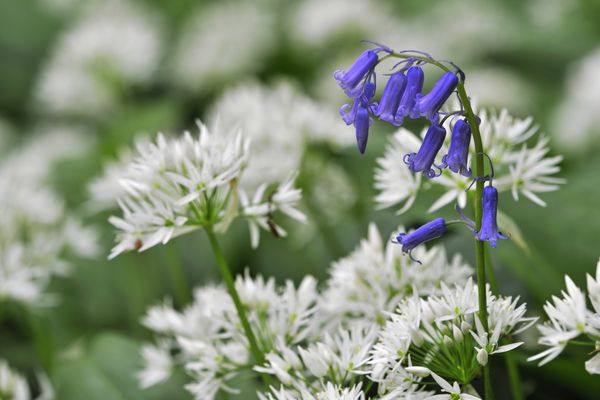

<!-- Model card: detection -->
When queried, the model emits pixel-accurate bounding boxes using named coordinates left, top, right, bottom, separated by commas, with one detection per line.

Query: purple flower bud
left=395, top=218, right=447, bottom=255
left=442, top=119, right=472, bottom=177
left=339, top=83, right=375, bottom=154
left=476, top=186, right=508, bottom=248
left=355, top=106, right=371, bottom=154
left=375, top=72, right=406, bottom=125
left=395, top=66, right=424, bottom=124
left=415, top=72, right=458, bottom=122
left=404, top=124, right=446, bottom=178
left=334, top=50, right=378, bottom=96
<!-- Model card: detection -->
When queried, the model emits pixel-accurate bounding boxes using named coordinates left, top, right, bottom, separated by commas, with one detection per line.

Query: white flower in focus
left=138, top=342, right=173, bottom=389
left=429, top=372, right=481, bottom=400
left=170, top=3, right=275, bottom=92
left=208, top=81, right=351, bottom=190
left=0, top=360, right=32, bottom=400
left=374, top=105, right=565, bottom=214
left=35, top=1, right=162, bottom=116
left=316, top=382, right=366, bottom=400
left=374, top=129, right=422, bottom=214
left=586, top=351, right=600, bottom=375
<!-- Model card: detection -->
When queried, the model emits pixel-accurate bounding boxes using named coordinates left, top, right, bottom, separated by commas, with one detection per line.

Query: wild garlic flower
left=0, top=130, right=97, bottom=305
left=207, top=81, right=351, bottom=190
left=139, top=274, right=320, bottom=400
left=169, top=2, right=275, bottom=92
left=107, top=122, right=305, bottom=258
left=322, top=223, right=472, bottom=326
left=261, top=382, right=367, bottom=400
left=35, top=1, right=162, bottom=116
left=370, top=279, right=535, bottom=392
left=0, top=359, right=54, bottom=400
left=528, top=258, right=600, bottom=374
left=375, top=105, right=565, bottom=213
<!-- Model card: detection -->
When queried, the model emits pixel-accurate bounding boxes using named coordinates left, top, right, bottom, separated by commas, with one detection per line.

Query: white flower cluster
left=169, top=2, right=276, bottom=92
left=370, top=279, right=535, bottom=397
left=139, top=274, right=319, bottom=400
left=528, top=258, right=600, bottom=374
left=322, top=224, right=473, bottom=326
left=0, top=129, right=97, bottom=305
left=105, top=122, right=305, bottom=258
left=207, top=80, right=351, bottom=190
left=375, top=105, right=565, bottom=214
left=0, top=359, right=54, bottom=400
left=35, top=0, right=162, bottom=116
left=138, top=224, right=481, bottom=399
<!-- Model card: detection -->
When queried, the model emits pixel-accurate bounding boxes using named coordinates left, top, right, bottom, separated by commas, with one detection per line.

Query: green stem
left=204, top=228, right=264, bottom=367
left=456, top=83, right=494, bottom=400
left=163, top=243, right=191, bottom=307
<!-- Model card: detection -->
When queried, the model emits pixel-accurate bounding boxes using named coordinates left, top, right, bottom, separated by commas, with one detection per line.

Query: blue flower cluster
left=335, top=46, right=509, bottom=260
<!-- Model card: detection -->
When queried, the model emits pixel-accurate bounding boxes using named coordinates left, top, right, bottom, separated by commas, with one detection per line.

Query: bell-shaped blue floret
left=404, top=124, right=446, bottom=178
left=476, top=186, right=509, bottom=248
left=415, top=71, right=459, bottom=122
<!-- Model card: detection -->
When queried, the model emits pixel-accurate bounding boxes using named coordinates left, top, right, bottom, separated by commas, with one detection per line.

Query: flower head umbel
left=529, top=258, right=600, bottom=374
left=394, top=218, right=447, bottom=262
left=475, top=186, right=508, bottom=248
left=107, top=121, right=305, bottom=258
left=442, top=119, right=472, bottom=177
left=403, top=124, right=446, bottom=178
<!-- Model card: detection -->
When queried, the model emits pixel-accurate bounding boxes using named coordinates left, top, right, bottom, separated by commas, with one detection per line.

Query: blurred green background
left=1, top=0, right=599, bottom=398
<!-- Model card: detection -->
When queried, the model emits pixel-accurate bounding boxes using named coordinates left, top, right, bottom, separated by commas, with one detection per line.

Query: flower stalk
left=204, top=227, right=264, bottom=366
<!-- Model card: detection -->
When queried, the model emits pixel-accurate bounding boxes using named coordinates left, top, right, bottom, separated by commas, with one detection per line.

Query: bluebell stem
left=403, top=124, right=446, bottom=178
left=374, top=72, right=406, bottom=125
left=395, top=66, right=424, bottom=124
left=476, top=186, right=509, bottom=248
left=415, top=71, right=459, bottom=122
left=394, top=218, right=447, bottom=262
left=441, top=119, right=472, bottom=177
left=340, top=83, right=375, bottom=154
left=334, top=50, right=378, bottom=96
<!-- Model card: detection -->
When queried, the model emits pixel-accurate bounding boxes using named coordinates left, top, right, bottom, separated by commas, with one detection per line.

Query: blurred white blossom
left=208, top=81, right=351, bottom=190
left=169, top=2, right=276, bottom=92
left=0, top=359, right=54, bottom=400
left=35, top=0, right=162, bottom=116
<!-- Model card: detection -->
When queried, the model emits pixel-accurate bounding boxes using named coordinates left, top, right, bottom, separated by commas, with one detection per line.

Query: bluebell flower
left=404, top=124, right=446, bottom=178
left=395, top=66, right=424, bottom=124
left=334, top=50, right=378, bottom=96
left=476, top=186, right=508, bottom=247
left=374, top=71, right=406, bottom=125
left=394, top=218, right=447, bottom=261
left=415, top=71, right=459, bottom=122
left=441, top=119, right=472, bottom=177
left=340, top=83, right=375, bottom=154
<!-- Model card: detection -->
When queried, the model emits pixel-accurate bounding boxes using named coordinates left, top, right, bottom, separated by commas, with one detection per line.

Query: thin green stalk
left=456, top=83, right=494, bottom=400
left=485, top=250, right=523, bottom=400
left=25, top=308, right=54, bottom=374
left=204, top=227, right=264, bottom=366
left=163, top=243, right=191, bottom=307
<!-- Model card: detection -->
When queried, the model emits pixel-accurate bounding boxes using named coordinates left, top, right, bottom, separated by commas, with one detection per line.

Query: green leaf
left=54, top=332, right=190, bottom=400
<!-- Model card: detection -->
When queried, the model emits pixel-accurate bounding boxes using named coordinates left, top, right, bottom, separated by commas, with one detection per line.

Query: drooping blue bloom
left=395, top=218, right=447, bottom=261
left=476, top=186, right=509, bottom=248
left=404, top=124, right=446, bottom=178
left=395, top=66, right=424, bottom=124
left=441, top=119, right=472, bottom=177
left=334, top=50, right=379, bottom=96
left=415, top=71, right=459, bottom=122
left=340, top=83, right=375, bottom=154
left=374, top=72, right=406, bottom=125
